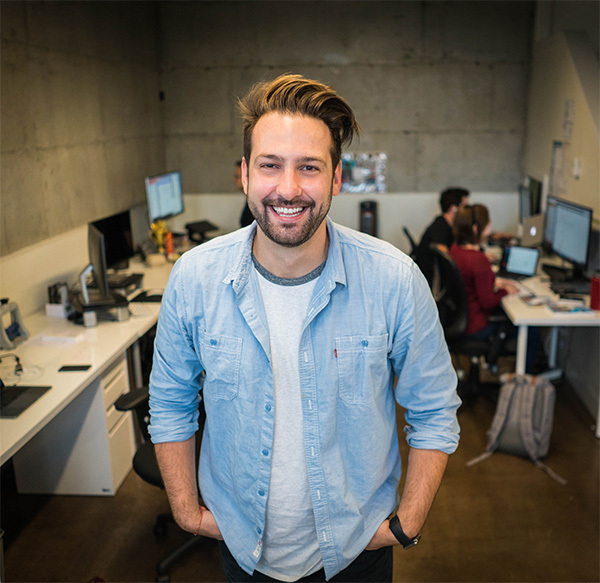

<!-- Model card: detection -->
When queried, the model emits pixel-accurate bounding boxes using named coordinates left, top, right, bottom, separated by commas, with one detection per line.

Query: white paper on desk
left=29, top=329, right=85, bottom=345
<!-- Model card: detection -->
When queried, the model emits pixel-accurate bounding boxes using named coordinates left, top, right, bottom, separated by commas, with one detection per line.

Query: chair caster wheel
left=156, top=574, right=170, bottom=583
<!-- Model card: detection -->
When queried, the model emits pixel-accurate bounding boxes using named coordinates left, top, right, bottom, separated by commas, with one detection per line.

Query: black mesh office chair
left=429, top=245, right=513, bottom=399
left=403, top=226, right=417, bottom=258
left=115, top=387, right=209, bottom=583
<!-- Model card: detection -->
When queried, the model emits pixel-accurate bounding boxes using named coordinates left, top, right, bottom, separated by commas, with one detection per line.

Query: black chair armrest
left=115, top=386, right=149, bottom=411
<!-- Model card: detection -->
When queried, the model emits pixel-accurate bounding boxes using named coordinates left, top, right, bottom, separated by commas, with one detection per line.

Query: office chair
left=115, top=387, right=209, bottom=583
left=402, top=226, right=417, bottom=258
left=429, top=245, right=513, bottom=399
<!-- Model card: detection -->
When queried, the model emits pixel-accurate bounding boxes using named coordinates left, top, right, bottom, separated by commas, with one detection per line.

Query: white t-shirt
left=254, top=258, right=324, bottom=581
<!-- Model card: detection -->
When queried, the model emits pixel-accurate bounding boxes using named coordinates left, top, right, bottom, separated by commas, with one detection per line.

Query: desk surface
left=0, top=260, right=172, bottom=466
left=501, top=276, right=600, bottom=327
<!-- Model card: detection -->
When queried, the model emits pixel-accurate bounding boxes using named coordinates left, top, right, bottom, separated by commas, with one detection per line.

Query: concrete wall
left=0, top=1, right=164, bottom=256
left=524, top=30, right=599, bottom=216
left=160, top=1, right=534, bottom=194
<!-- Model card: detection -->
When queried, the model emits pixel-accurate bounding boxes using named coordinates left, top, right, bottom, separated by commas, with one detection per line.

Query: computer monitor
left=91, top=210, right=134, bottom=270
left=542, top=195, right=559, bottom=251
left=519, top=178, right=542, bottom=224
left=519, top=185, right=531, bottom=223
left=546, top=196, right=593, bottom=278
left=145, top=171, right=184, bottom=224
left=88, top=223, right=110, bottom=298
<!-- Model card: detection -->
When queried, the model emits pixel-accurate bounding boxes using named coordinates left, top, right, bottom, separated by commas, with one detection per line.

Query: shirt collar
left=223, top=217, right=347, bottom=293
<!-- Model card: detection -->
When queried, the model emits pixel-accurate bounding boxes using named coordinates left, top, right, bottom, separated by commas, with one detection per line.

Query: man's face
left=242, top=112, right=341, bottom=248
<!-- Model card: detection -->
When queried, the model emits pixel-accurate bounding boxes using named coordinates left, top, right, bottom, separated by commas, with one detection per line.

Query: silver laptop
left=521, top=214, right=544, bottom=247
left=498, top=246, right=540, bottom=280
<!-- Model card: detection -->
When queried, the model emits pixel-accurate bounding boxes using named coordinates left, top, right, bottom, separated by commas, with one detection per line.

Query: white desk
left=501, top=276, right=600, bottom=435
left=0, top=260, right=172, bottom=493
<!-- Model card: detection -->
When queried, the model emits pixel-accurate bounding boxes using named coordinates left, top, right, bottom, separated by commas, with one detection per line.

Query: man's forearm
left=155, top=437, right=199, bottom=531
left=396, top=447, right=449, bottom=538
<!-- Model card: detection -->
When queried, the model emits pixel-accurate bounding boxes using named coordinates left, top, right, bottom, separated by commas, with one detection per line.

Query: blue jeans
left=465, top=322, right=541, bottom=374
left=219, top=541, right=393, bottom=583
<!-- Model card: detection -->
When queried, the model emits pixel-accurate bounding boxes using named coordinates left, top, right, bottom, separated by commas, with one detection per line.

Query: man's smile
left=271, top=206, right=308, bottom=219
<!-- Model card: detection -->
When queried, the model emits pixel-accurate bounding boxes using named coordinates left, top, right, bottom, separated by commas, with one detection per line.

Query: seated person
left=415, top=187, right=469, bottom=285
left=450, top=204, right=541, bottom=375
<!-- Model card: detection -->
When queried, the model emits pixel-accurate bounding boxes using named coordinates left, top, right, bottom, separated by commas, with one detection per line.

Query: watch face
left=404, top=533, right=421, bottom=549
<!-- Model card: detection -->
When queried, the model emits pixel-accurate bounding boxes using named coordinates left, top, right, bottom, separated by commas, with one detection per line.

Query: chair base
left=153, top=512, right=211, bottom=583
left=456, top=357, right=500, bottom=403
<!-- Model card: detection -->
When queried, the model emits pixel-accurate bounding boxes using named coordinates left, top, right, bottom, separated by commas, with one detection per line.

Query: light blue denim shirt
left=149, top=218, right=460, bottom=580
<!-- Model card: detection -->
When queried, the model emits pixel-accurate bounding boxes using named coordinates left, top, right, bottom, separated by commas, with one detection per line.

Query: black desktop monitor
left=519, top=178, right=542, bottom=224
left=91, top=210, right=134, bottom=270
left=547, top=197, right=593, bottom=278
left=542, top=195, right=559, bottom=251
left=518, top=185, right=531, bottom=223
left=145, top=171, right=184, bottom=223
left=88, top=223, right=110, bottom=298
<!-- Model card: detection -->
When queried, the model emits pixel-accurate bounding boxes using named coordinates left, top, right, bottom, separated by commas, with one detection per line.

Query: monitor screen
left=91, top=210, right=134, bottom=270
left=88, top=223, right=110, bottom=297
left=549, top=197, right=593, bottom=270
left=145, top=171, right=184, bottom=223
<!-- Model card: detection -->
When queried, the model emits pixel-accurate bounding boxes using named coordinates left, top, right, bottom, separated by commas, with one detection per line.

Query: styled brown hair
left=454, top=204, right=490, bottom=245
left=237, top=74, right=359, bottom=169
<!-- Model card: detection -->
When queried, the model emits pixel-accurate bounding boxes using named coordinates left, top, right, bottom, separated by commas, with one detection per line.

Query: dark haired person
left=149, top=74, right=460, bottom=582
left=415, top=187, right=469, bottom=285
left=450, top=204, right=540, bottom=374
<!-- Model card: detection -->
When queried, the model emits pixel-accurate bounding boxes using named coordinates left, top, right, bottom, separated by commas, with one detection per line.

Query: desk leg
left=516, top=325, right=528, bottom=375
left=548, top=327, right=558, bottom=369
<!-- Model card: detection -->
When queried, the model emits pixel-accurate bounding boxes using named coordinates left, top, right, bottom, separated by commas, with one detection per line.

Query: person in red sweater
left=450, top=204, right=540, bottom=374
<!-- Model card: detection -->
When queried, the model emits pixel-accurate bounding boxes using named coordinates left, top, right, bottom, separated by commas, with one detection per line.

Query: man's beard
left=247, top=188, right=333, bottom=248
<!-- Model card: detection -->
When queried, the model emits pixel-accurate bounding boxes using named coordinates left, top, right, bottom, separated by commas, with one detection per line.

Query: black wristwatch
left=388, top=515, right=421, bottom=549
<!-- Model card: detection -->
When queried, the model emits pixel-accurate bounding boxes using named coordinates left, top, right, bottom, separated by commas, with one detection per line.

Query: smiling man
left=149, top=74, right=460, bottom=583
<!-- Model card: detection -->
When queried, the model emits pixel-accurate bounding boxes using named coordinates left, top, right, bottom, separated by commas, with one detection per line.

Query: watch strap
left=388, top=515, right=421, bottom=549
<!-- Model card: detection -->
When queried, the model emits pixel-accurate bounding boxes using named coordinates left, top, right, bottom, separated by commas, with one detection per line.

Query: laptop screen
left=505, top=246, right=539, bottom=277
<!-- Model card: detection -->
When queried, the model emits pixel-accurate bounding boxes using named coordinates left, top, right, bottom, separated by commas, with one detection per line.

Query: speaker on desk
left=359, top=201, right=378, bottom=238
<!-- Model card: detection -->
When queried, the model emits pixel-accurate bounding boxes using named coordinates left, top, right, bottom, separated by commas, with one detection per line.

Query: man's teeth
left=273, top=206, right=303, bottom=216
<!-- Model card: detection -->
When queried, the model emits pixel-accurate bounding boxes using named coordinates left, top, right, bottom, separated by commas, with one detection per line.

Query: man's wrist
left=388, top=514, right=421, bottom=549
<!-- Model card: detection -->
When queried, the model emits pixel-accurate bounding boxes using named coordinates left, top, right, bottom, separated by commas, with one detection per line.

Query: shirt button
left=257, top=527, right=262, bottom=535
left=265, top=404, right=272, bottom=412
left=258, top=489, right=265, bottom=496
left=362, top=340, right=369, bottom=347
left=262, top=449, right=269, bottom=456
left=210, top=339, right=217, bottom=346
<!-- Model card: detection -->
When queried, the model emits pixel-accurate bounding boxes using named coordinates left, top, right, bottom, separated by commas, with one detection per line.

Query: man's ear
left=332, top=161, right=342, bottom=197
left=241, top=157, right=249, bottom=195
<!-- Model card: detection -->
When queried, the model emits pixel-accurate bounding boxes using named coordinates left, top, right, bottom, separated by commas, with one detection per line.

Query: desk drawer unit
left=13, top=355, right=136, bottom=496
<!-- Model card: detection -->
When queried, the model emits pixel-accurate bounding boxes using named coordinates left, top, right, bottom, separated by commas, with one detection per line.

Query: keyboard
left=551, top=280, right=591, bottom=295
left=129, top=302, right=154, bottom=317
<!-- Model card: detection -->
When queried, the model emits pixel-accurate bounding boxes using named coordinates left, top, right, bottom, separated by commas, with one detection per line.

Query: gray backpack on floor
left=467, top=373, right=567, bottom=485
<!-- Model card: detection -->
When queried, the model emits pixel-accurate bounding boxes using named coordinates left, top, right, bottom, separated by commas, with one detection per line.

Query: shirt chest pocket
left=199, top=332, right=242, bottom=401
left=335, top=334, right=389, bottom=405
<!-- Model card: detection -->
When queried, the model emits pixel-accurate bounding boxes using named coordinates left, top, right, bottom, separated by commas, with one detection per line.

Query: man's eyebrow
left=255, top=154, right=328, bottom=165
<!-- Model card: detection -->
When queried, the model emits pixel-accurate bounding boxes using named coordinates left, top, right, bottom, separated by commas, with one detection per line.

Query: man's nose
left=276, top=168, right=302, bottom=199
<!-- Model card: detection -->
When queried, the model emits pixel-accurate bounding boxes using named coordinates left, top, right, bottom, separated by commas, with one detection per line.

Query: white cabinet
left=13, top=355, right=135, bottom=496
